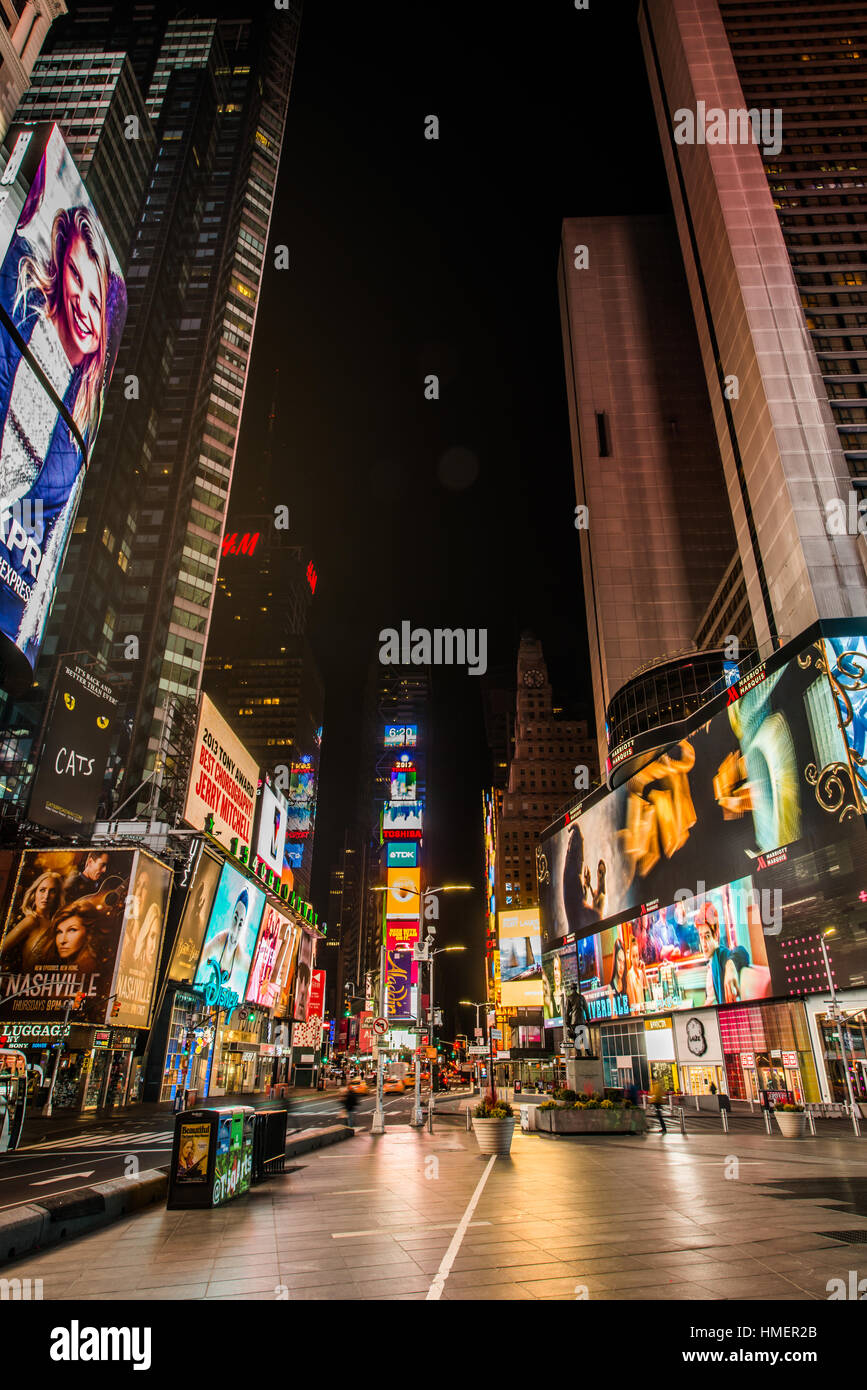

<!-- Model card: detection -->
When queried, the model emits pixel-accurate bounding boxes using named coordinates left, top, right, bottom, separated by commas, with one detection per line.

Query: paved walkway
left=8, top=1116, right=867, bottom=1300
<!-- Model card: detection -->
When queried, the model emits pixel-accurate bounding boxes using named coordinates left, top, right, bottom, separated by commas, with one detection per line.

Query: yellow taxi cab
left=347, top=1076, right=369, bottom=1095
left=383, top=1076, right=405, bottom=1094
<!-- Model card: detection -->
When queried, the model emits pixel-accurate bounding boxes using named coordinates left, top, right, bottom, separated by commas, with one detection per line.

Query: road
left=0, top=1087, right=428, bottom=1211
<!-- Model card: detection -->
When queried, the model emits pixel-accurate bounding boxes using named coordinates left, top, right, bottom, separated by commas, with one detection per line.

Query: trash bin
left=251, top=1108, right=288, bottom=1182
left=316, top=1075, right=325, bottom=1091
left=520, top=1104, right=535, bottom=1133
left=167, top=1106, right=254, bottom=1209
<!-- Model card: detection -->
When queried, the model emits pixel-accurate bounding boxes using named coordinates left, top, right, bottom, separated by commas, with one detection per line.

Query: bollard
left=466, top=1105, right=472, bottom=1131
left=679, top=1107, right=686, bottom=1135
left=694, top=1094, right=700, bottom=1112
left=764, top=1108, right=773, bottom=1134
left=807, top=1109, right=816, bottom=1136
left=852, top=1107, right=862, bottom=1139
left=721, top=1107, right=729, bottom=1134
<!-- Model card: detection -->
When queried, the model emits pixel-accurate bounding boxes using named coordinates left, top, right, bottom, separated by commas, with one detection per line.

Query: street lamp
left=369, top=882, right=473, bottom=1133
left=820, top=928, right=861, bottom=1137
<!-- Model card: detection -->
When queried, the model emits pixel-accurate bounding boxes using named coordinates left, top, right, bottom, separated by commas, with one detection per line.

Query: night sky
left=232, top=0, right=669, bottom=1027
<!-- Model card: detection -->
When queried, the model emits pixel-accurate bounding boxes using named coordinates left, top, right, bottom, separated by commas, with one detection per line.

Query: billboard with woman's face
left=0, top=847, right=135, bottom=1023
left=111, top=851, right=172, bottom=1028
left=293, top=927, right=315, bottom=1022
left=245, top=903, right=300, bottom=1011
left=0, top=124, right=127, bottom=670
left=193, top=861, right=264, bottom=1013
left=167, top=847, right=222, bottom=984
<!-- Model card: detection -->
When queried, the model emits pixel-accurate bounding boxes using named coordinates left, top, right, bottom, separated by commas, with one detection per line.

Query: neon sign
left=306, top=561, right=318, bottom=593
left=221, top=531, right=260, bottom=558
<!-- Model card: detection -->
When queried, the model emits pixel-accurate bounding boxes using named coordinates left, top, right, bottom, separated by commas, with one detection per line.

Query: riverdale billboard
left=0, top=124, right=127, bottom=671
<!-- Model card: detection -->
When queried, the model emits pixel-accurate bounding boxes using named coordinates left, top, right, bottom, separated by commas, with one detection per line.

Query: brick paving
left=7, top=1110, right=867, bottom=1300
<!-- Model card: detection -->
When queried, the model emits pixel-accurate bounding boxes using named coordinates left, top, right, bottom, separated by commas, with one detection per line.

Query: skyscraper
left=559, top=214, right=741, bottom=767
left=638, top=0, right=867, bottom=655
left=0, top=0, right=66, bottom=143
left=21, top=5, right=302, bottom=823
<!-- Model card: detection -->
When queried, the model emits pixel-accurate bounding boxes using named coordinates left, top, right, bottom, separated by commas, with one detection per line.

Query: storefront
left=672, top=1009, right=727, bottom=1095
left=211, top=1010, right=266, bottom=1096
left=4, top=1021, right=72, bottom=1102
left=719, top=1000, right=819, bottom=1103
left=159, top=989, right=216, bottom=1105
left=805, top=992, right=867, bottom=1105
left=644, top=1016, right=679, bottom=1093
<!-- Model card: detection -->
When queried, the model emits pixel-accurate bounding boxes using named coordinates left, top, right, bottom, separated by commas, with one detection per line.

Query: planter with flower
left=775, top=1102, right=807, bottom=1138
left=535, top=1092, right=647, bottom=1135
left=471, top=1097, right=516, bottom=1155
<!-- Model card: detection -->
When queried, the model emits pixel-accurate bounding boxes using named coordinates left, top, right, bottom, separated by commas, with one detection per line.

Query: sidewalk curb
left=0, top=1167, right=167, bottom=1265
left=0, top=1125, right=355, bottom=1264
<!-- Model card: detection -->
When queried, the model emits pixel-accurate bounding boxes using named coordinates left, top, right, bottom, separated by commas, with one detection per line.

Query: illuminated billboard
left=387, top=842, right=418, bottom=869
left=386, top=867, right=420, bottom=919
left=539, top=640, right=862, bottom=950
left=0, top=125, right=127, bottom=671
left=184, top=694, right=259, bottom=847
left=111, top=851, right=171, bottom=1028
left=498, top=908, right=544, bottom=1008
left=168, top=846, right=222, bottom=984
left=382, top=801, right=422, bottom=840
left=0, top=847, right=141, bottom=1024
left=386, top=919, right=420, bottom=952
left=254, top=775, right=287, bottom=877
left=293, top=928, right=315, bottom=1022
left=384, top=724, right=417, bottom=747
left=390, top=758, right=417, bottom=802
left=245, top=902, right=300, bottom=1013
left=27, top=662, right=117, bottom=834
left=193, top=861, right=264, bottom=1013
left=386, top=949, right=413, bottom=1019
left=306, top=968, right=326, bottom=1023
left=287, top=758, right=315, bottom=839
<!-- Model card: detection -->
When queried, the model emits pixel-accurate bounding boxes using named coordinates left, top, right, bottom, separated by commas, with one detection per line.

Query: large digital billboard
left=382, top=802, right=423, bottom=840
left=498, top=908, right=544, bottom=1008
left=286, top=758, right=315, bottom=839
left=384, top=724, right=417, bottom=747
left=390, top=758, right=417, bottom=801
left=184, top=694, right=259, bottom=847
left=293, top=928, right=315, bottom=1022
left=539, top=642, right=859, bottom=950
left=0, top=125, right=127, bottom=670
left=386, top=867, right=420, bottom=919
left=387, top=842, right=418, bottom=869
left=245, top=902, right=299, bottom=1013
left=111, top=851, right=172, bottom=1028
left=27, top=662, right=117, bottom=833
left=167, top=847, right=221, bottom=984
left=0, top=847, right=135, bottom=1023
left=253, top=775, right=287, bottom=877
left=192, top=860, right=264, bottom=1013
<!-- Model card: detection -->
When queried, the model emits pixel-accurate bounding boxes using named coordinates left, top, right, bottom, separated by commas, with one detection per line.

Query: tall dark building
left=21, top=5, right=303, bottom=824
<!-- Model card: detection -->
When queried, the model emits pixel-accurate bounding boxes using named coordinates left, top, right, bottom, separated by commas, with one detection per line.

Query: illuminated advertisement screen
left=498, top=908, right=544, bottom=1007
left=254, top=777, right=288, bottom=877
left=387, top=842, right=418, bottom=869
left=306, top=968, right=325, bottom=1023
left=382, top=802, right=423, bottom=840
left=386, top=867, right=420, bottom=919
left=193, top=861, right=264, bottom=1012
left=386, top=919, right=420, bottom=952
left=0, top=125, right=127, bottom=670
left=27, top=662, right=117, bottom=834
left=0, top=847, right=136, bottom=1023
left=390, top=760, right=417, bottom=802
left=293, top=928, right=315, bottom=1022
left=245, top=902, right=300, bottom=1012
left=184, top=694, right=259, bottom=846
left=384, top=724, right=418, bottom=747
left=539, top=640, right=861, bottom=950
left=822, top=634, right=867, bottom=810
left=287, top=759, right=315, bottom=839
left=387, top=948, right=413, bottom=1019
left=111, top=851, right=171, bottom=1028
left=168, top=847, right=222, bottom=984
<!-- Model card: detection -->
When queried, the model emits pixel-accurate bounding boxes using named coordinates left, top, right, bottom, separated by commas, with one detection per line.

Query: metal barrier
left=466, top=1105, right=472, bottom=1131
left=251, top=1108, right=288, bottom=1182
left=721, top=1107, right=729, bottom=1134
left=764, top=1108, right=773, bottom=1135
left=807, top=1109, right=816, bottom=1136
left=679, top=1107, right=686, bottom=1135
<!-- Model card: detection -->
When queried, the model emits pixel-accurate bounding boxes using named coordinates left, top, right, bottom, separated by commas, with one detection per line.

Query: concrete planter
left=775, top=1110, right=807, bottom=1138
left=536, top=1106, right=647, bottom=1135
left=472, top=1116, right=516, bottom=1156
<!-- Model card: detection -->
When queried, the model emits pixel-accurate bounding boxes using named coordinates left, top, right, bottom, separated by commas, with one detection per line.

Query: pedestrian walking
left=342, top=1085, right=359, bottom=1128
left=650, top=1077, right=667, bottom=1134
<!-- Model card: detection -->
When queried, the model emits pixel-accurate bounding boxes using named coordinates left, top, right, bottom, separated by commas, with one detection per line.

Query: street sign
left=491, top=1028, right=502, bottom=1040
left=426, top=1046, right=438, bottom=1060
left=372, top=1017, right=389, bottom=1036
left=468, top=1046, right=488, bottom=1056
left=474, top=1028, right=483, bottom=1039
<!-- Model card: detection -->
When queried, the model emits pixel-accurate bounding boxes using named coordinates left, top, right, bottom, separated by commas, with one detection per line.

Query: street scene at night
left=0, top=0, right=865, bottom=1363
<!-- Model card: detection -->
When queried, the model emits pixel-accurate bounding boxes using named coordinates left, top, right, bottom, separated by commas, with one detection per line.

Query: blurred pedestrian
left=649, top=1077, right=667, bottom=1134
left=342, top=1085, right=359, bottom=1127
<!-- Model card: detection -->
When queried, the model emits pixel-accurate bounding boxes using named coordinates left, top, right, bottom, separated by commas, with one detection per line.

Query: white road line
left=30, top=1170, right=95, bottom=1185
left=426, top=1155, right=498, bottom=1301
left=332, top=1221, right=490, bottom=1239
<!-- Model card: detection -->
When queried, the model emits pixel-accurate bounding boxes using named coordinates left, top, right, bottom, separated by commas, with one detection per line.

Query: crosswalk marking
left=31, top=1129, right=174, bottom=1150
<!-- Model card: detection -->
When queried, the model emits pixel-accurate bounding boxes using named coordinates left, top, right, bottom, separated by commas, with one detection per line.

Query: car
left=348, top=1078, right=369, bottom=1095
left=383, top=1077, right=405, bottom=1094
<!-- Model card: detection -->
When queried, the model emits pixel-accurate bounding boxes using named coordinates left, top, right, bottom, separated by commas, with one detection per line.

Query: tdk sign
left=387, top=843, right=418, bottom=868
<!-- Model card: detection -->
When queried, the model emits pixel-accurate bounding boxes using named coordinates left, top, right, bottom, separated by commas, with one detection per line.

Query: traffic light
left=111, top=1001, right=121, bottom=1019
